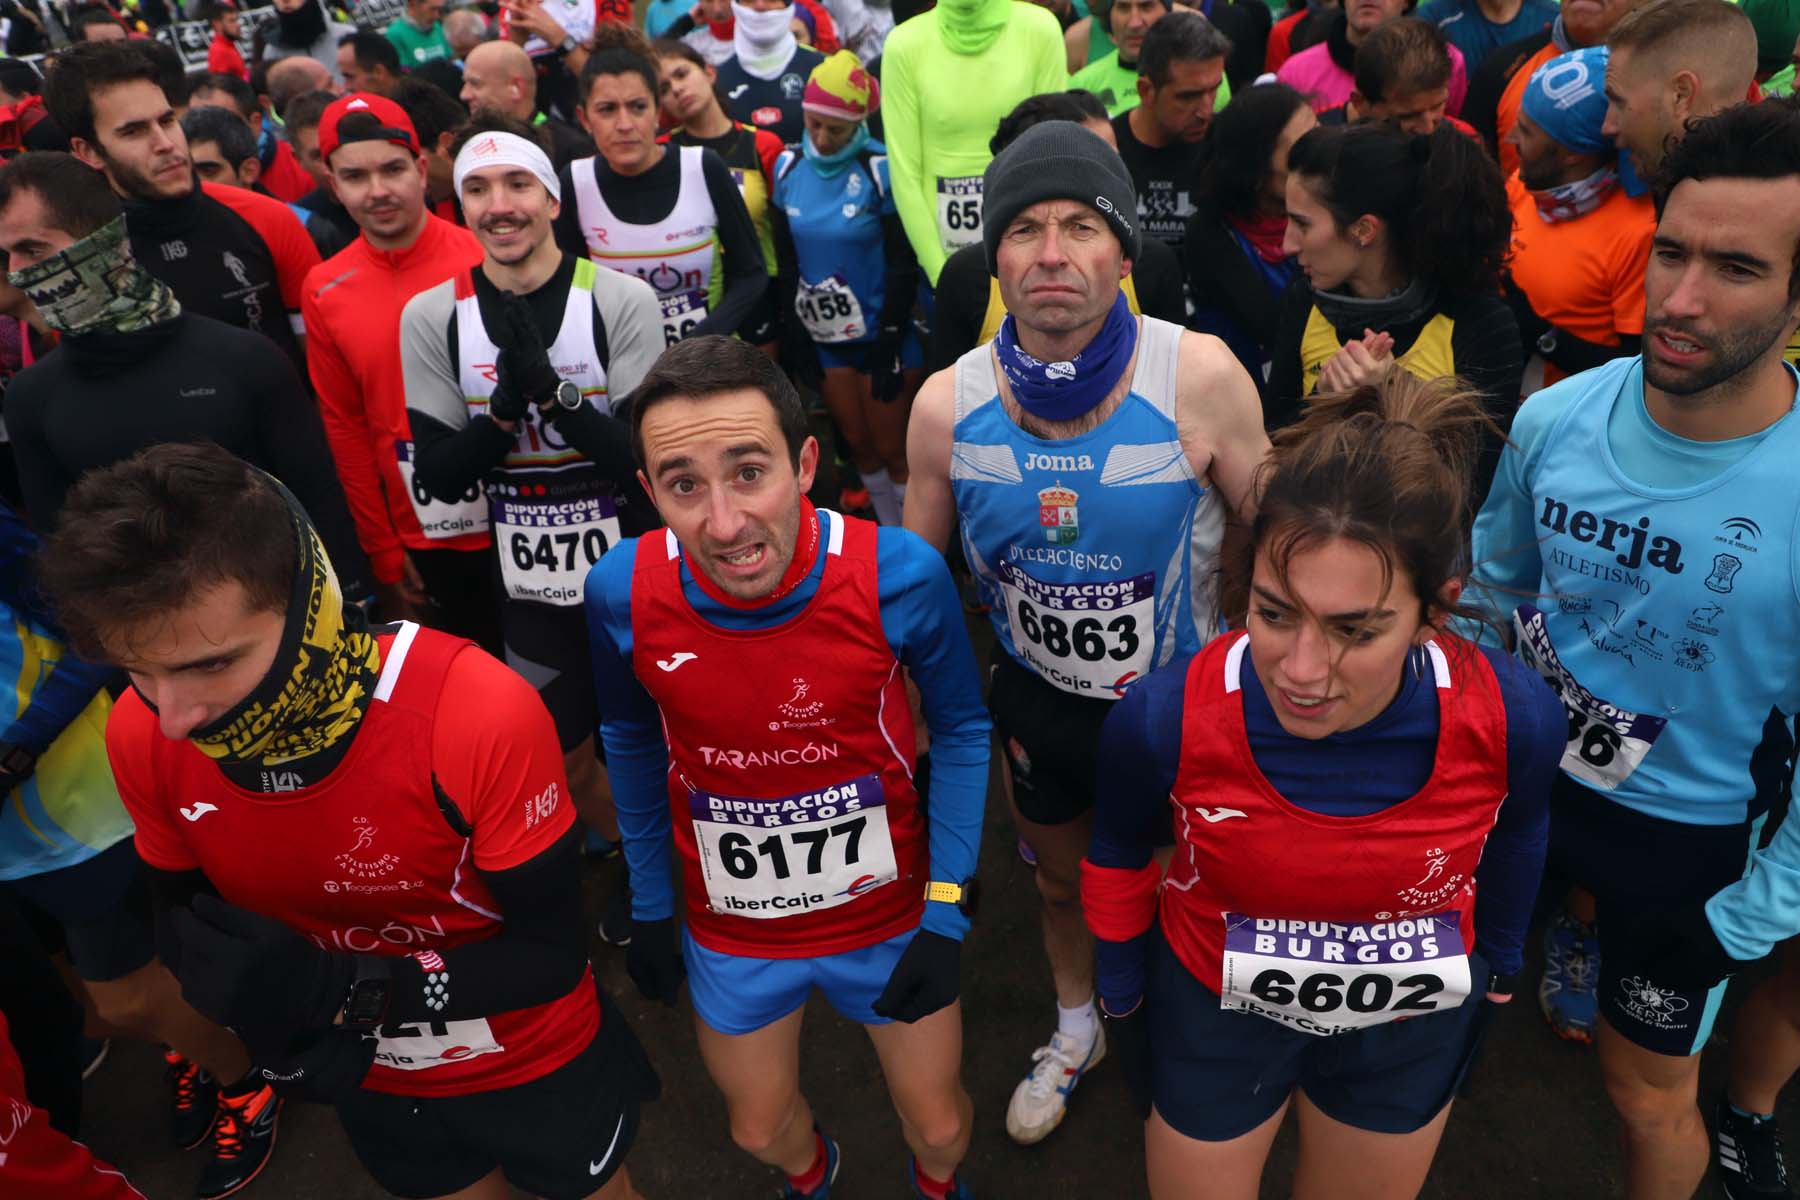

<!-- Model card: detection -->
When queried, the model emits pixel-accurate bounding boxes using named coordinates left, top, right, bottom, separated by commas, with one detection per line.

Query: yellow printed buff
left=187, top=481, right=381, bottom=767
left=1299, top=306, right=1458, bottom=396
left=979, top=275, right=1143, bottom=345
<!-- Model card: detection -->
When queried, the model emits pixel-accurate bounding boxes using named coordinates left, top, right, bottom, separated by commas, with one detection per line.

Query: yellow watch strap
left=924, top=881, right=962, bottom=905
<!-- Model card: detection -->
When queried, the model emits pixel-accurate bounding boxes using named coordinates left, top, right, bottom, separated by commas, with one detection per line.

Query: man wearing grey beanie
left=904, top=118, right=1271, bottom=1147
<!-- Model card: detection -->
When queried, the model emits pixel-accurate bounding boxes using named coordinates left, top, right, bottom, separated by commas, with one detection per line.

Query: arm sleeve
left=250, top=340, right=375, bottom=600
left=1609, top=223, right=1652, bottom=337
left=305, top=284, right=406, bottom=585
left=1707, top=788, right=1800, bottom=961
left=381, top=829, right=591, bottom=1021
left=542, top=402, right=635, bottom=482
left=877, top=528, right=990, bottom=940
left=1131, top=236, right=1186, bottom=326
left=769, top=174, right=800, bottom=328
left=1262, top=279, right=1313, bottom=430
left=875, top=157, right=921, bottom=334
left=1084, top=667, right=1185, bottom=1011
left=400, top=290, right=513, bottom=501
left=928, top=246, right=989, bottom=371
left=1449, top=296, right=1524, bottom=501
left=208, top=184, right=321, bottom=320
left=591, top=268, right=665, bottom=409
left=881, top=38, right=947, bottom=285
left=0, top=642, right=112, bottom=755
left=584, top=542, right=678, bottom=923
left=1471, top=647, right=1557, bottom=978
left=1032, top=16, right=1070, bottom=91
left=693, top=150, right=769, bottom=339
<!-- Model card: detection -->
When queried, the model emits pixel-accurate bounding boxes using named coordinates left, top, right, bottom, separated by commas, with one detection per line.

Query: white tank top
left=569, top=145, right=719, bottom=347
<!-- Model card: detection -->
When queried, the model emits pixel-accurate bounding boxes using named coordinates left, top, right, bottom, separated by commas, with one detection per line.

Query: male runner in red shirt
left=38, top=442, right=654, bottom=1200
left=301, top=93, right=492, bottom=638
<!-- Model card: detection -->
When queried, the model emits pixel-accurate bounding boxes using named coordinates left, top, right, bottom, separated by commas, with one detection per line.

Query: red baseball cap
left=317, top=92, right=420, bottom=164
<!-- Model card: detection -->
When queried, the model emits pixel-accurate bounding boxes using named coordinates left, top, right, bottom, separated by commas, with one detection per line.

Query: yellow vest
left=978, top=275, right=1142, bottom=345
left=1299, top=305, right=1459, bottom=396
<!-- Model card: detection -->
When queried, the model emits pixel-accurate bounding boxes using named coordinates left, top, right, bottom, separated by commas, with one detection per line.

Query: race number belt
left=936, top=175, right=983, bottom=253
left=1515, top=604, right=1667, bottom=790
left=997, top=560, right=1152, bottom=697
left=658, top=291, right=707, bottom=347
left=1219, top=912, right=1473, bottom=1037
left=369, top=1016, right=501, bottom=1071
left=795, top=274, right=866, bottom=343
left=396, top=440, right=490, bottom=540
left=688, top=773, right=898, bottom=919
left=492, top=491, right=621, bottom=606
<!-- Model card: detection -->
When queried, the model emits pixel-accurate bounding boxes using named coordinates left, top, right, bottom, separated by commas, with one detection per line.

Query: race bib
left=396, top=441, right=489, bottom=540
left=658, top=291, right=708, bottom=347
left=795, top=274, right=866, bottom=343
left=936, top=175, right=983, bottom=253
left=1219, top=912, right=1473, bottom=1037
left=997, top=560, right=1152, bottom=697
left=689, top=774, right=898, bottom=919
left=493, top=492, right=621, bottom=606
left=1515, top=604, right=1668, bottom=790
left=370, top=1016, right=501, bottom=1071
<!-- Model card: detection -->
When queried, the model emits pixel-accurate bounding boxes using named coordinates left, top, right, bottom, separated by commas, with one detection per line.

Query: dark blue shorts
left=1148, top=932, right=1491, bottom=1142
left=0, top=838, right=154, bottom=982
left=1548, top=775, right=1759, bottom=1057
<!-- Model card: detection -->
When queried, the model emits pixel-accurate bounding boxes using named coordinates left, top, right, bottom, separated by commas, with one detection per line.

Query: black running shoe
left=164, top=1050, right=219, bottom=1151
left=1717, top=1096, right=1793, bottom=1200
left=598, top=882, right=633, bottom=947
left=197, top=1080, right=281, bottom=1200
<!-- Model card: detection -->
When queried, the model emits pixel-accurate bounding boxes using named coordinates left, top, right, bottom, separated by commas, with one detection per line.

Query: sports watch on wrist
left=0, top=741, right=37, bottom=783
left=552, top=378, right=582, bottom=410
left=558, top=33, right=578, bottom=54
left=340, top=958, right=394, bottom=1029
left=924, top=876, right=980, bottom=919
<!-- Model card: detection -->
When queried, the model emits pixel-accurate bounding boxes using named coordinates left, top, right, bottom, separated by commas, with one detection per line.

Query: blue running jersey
left=1473, top=356, right=1800, bottom=825
left=772, top=141, right=893, bottom=349
left=949, top=317, right=1224, bottom=698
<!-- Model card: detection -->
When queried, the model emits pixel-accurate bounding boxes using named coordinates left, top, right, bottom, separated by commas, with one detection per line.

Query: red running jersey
left=109, top=624, right=598, bottom=1096
left=629, top=515, right=926, bottom=958
left=1160, top=633, right=1509, bottom=1032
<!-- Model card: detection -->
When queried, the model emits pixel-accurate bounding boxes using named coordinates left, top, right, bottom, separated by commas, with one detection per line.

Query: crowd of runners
left=4, top=0, right=1800, bottom=1196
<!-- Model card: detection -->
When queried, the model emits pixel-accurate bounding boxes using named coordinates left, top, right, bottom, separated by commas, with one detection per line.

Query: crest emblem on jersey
left=779, top=72, right=806, bottom=99
left=1705, top=553, right=1742, bottom=594
left=1038, top=485, right=1078, bottom=545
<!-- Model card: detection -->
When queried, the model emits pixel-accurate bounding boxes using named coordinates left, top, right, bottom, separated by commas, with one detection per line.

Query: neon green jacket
left=882, top=2, right=1068, bottom=284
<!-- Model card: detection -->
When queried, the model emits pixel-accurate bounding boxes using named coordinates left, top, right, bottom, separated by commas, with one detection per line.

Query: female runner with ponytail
left=1268, top=121, right=1520, bottom=500
left=1083, top=368, right=1562, bottom=1200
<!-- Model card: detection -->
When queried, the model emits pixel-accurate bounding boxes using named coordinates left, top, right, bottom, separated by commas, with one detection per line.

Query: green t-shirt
left=1070, top=51, right=1233, bottom=117
left=385, top=18, right=453, bottom=66
left=1767, top=63, right=1797, bottom=97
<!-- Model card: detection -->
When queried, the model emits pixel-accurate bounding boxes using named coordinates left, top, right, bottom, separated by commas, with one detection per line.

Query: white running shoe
left=1005, top=1025, right=1107, bottom=1145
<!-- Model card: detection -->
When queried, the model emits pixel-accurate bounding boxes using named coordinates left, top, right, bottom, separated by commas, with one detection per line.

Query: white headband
left=453, top=131, right=561, bottom=204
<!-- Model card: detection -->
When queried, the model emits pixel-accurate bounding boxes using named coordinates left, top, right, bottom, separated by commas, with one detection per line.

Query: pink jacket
left=1276, top=39, right=1468, bottom=116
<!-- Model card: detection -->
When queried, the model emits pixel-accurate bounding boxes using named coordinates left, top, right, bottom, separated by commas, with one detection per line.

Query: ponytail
left=1230, top=366, right=1498, bottom=635
left=1284, top=121, right=1510, bottom=296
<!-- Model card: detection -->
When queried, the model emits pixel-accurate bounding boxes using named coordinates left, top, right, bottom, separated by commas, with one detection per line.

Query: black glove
left=626, top=917, right=686, bottom=1006
left=249, top=1027, right=377, bottom=1103
left=1630, top=902, right=1745, bottom=991
left=872, top=929, right=961, bottom=1022
left=494, top=292, right=562, bottom=411
left=870, top=326, right=905, bottom=403
left=1101, top=997, right=1152, bottom=1121
left=1501, top=275, right=1551, bottom=353
left=171, top=894, right=355, bottom=1042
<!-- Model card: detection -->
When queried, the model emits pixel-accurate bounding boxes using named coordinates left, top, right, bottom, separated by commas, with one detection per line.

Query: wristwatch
left=0, top=741, right=37, bottom=782
left=558, top=33, right=578, bottom=54
left=551, top=378, right=582, bottom=410
left=340, top=958, right=394, bottom=1029
left=924, top=876, right=980, bottom=919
